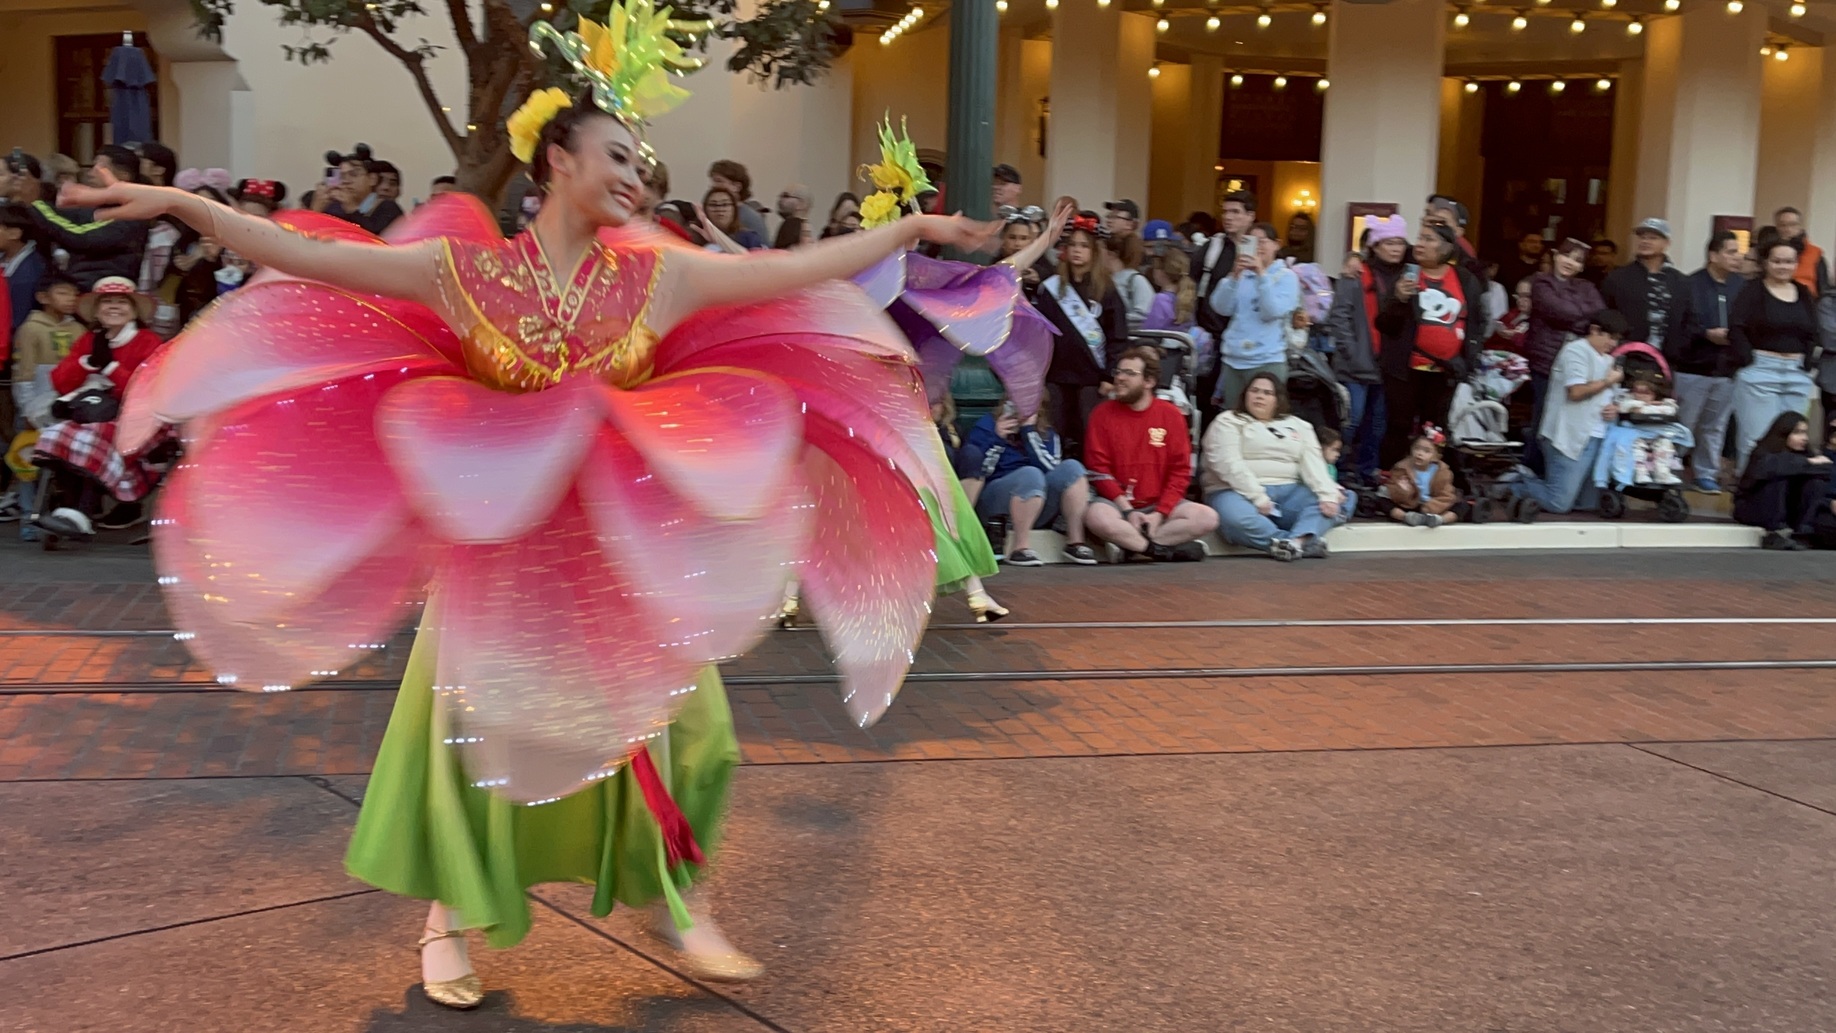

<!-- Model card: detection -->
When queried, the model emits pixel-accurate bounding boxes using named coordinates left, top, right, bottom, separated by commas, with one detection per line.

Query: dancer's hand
left=914, top=213, right=1001, bottom=253
left=58, top=166, right=170, bottom=222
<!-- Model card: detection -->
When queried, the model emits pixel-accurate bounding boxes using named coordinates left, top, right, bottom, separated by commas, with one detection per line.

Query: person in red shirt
left=1377, top=222, right=1486, bottom=468
left=1081, top=346, right=1218, bottom=560
left=51, top=276, right=162, bottom=398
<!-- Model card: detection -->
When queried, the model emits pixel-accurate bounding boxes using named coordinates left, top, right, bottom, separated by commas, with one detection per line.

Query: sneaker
left=0, top=492, right=18, bottom=523
left=1064, top=542, right=1099, bottom=565
left=1300, top=538, right=1330, bottom=559
left=1762, top=530, right=1794, bottom=551
left=1267, top=538, right=1302, bottom=562
left=1166, top=540, right=1207, bottom=562
left=1005, top=548, right=1046, bottom=567
left=1691, top=477, right=1721, bottom=495
left=96, top=501, right=145, bottom=530
left=1403, top=511, right=1429, bottom=527
left=19, top=525, right=40, bottom=543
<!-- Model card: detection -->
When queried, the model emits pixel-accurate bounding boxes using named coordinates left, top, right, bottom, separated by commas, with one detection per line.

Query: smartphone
left=1238, top=234, right=1256, bottom=254
left=1403, top=263, right=1421, bottom=285
left=323, top=166, right=340, bottom=189
left=999, top=400, right=1018, bottom=419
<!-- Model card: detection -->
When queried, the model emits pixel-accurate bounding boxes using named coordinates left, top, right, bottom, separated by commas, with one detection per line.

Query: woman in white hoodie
left=1201, top=371, right=1343, bottom=561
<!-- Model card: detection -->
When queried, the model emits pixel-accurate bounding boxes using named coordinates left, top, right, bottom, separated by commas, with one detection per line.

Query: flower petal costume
left=119, top=1, right=951, bottom=948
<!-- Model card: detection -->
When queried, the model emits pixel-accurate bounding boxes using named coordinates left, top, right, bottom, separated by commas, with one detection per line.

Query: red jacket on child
left=51, top=326, right=162, bottom=397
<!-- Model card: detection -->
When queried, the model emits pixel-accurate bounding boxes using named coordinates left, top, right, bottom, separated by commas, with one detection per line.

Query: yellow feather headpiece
left=509, top=0, right=713, bottom=163
left=856, top=115, right=934, bottom=229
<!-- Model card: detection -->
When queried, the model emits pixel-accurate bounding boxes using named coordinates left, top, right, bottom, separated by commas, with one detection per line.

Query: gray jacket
left=1326, top=276, right=1381, bottom=386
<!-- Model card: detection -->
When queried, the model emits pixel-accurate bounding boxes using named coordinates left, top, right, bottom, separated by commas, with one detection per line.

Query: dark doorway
left=1477, top=80, right=1614, bottom=261
left=55, top=34, right=160, bottom=162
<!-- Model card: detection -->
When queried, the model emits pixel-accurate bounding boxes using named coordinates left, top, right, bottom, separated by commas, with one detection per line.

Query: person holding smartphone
left=1374, top=220, right=1487, bottom=468
left=1207, top=221, right=1299, bottom=414
left=967, top=397, right=1097, bottom=566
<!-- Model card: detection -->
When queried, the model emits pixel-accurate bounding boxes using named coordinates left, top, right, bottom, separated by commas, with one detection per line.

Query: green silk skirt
left=344, top=615, right=740, bottom=950
left=929, top=478, right=999, bottom=596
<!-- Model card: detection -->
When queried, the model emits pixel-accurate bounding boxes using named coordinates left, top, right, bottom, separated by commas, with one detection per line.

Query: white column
left=1605, top=57, right=1644, bottom=249
left=1435, top=77, right=1483, bottom=235
left=167, top=60, right=251, bottom=175
left=1046, top=2, right=1160, bottom=208
left=1808, top=50, right=1836, bottom=251
left=1318, top=0, right=1445, bottom=258
left=996, top=32, right=1053, bottom=206
left=1632, top=5, right=1765, bottom=248
left=1149, top=63, right=1193, bottom=222
left=1183, top=55, right=1224, bottom=218
left=1757, top=46, right=1834, bottom=241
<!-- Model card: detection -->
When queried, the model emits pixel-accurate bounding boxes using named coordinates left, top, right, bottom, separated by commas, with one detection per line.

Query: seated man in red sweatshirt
left=1082, top=347, right=1219, bottom=561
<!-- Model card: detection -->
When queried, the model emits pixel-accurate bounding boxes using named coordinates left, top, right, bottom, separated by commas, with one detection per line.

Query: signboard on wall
left=1345, top=202, right=1399, bottom=253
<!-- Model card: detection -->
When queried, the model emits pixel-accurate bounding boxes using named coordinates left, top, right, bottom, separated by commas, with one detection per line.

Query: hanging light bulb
left=1595, top=78, right=1612, bottom=91
left=1760, top=44, right=1773, bottom=54
left=1156, top=15, right=1169, bottom=31
left=1570, top=15, right=1586, bottom=31
left=1312, top=7, right=1327, bottom=25
left=996, top=0, right=1007, bottom=10
left=1273, top=75, right=1287, bottom=89
left=1600, top=0, right=1615, bottom=7
left=1790, top=1, right=1806, bottom=15
left=1257, top=11, right=1273, bottom=28
left=1315, top=78, right=1329, bottom=91
left=1206, top=14, right=1220, bottom=30
left=1507, top=80, right=1523, bottom=93
left=1664, top=0, right=1680, bottom=9
left=1464, top=80, right=1480, bottom=94
left=1725, top=0, right=1742, bottom=12
left=1627, top=16, right=1643, bottom=34
left=1775, top=44, right=1790, bottom=61
left=1511, top=12, right=1528, bottom=30
left=1098, top=0, right=1111, bottom=8
left=1550, top=79, right=1567, bottom=93
left=1148, top=64, right=1161, bottom=79
left=1230, top=72, right=1245, bottom=87
left=1046, top=0, right=1057, bottom=9
left=1453, top=8, right=1471, bottom=28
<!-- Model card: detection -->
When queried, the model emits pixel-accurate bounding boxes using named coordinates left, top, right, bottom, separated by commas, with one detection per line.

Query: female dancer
left=73, top=1, right=993, bottom=1009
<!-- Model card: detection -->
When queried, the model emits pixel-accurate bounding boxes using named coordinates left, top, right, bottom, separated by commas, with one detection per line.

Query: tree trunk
left=454, top=133, right=522, bottom=207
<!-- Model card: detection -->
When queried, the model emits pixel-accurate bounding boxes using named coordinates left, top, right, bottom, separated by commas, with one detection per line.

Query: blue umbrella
left=103, top=35, right=155, bottom=147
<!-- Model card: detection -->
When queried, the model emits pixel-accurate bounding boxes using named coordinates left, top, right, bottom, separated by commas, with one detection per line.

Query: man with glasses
left=1081, top=347, right=1219, bottom=561
left=773, top=185, right=812, bottom=249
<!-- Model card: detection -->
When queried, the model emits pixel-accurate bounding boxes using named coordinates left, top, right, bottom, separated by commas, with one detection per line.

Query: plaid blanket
left=30, top=420, right=164, bottom=502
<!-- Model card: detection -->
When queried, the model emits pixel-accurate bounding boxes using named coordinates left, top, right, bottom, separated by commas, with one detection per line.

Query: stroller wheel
left=1598, top=490, right=1627, bottom=521
left=1656, top=490, right=1691, bottom=524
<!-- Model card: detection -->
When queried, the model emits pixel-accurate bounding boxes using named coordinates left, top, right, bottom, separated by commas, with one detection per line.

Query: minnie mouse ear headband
left=232, top=179, right=287, bottom=207
left=1062, top=210, right=1110, bottom=242
left=1416, top=422, right=1448, bottom=447
left=998, top=204, right=1046, bottom=226
left=174, top=168, right=232, bottom=193
left=1363, top=214, right=1408, bottom=246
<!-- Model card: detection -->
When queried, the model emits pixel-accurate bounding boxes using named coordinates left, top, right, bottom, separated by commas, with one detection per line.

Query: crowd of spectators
left=4, top=135, right=1835, bottom=557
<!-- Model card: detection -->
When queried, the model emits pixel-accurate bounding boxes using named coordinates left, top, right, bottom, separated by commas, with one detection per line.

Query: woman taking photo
left=1037, top=211, right=1129, bottom=456
left=1524, top=238, right=1604, bottom=470
left=1734, top=411, right=1832, bottom=550
left=1200, top=372, right=1342, bottom=561
left=1730, top=239, right=1820, bottom=470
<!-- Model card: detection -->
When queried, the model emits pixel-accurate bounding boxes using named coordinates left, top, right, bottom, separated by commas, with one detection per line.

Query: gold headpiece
left=509, top=0, right=714, bottom=163
left=857, top=115, right=934, bottom=229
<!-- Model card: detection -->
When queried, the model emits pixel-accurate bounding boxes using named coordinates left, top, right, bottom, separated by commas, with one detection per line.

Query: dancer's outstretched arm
left=999, top=200, right=1075, bottom=274
left=655, top=213, right=999, bottom=333
left=58, top=171, right=438, bottom=305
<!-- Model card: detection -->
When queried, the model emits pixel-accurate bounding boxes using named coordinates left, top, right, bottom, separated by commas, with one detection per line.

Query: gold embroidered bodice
left=432, top=230, right=666, bottom=392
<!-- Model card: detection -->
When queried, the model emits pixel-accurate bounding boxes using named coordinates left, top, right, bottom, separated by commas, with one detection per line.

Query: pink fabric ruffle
left=128, top=196, right=945, bottom=802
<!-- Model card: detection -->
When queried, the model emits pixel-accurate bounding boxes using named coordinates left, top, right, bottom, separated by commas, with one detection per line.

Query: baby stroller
left=1133, top=329, right=1202, bottom=453
left=1286, top=344, right=1348, bottom=438
left=1594, top=342, right=1692, bottom=523
left=1448, top=350, right=1532, bottom=522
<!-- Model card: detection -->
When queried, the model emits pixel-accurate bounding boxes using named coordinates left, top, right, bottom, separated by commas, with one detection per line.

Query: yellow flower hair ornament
left=526, top=0, right=712, bottom=131
left=508, top=88, right=574, bottom=164
left=856, top=115, right=934, bottom=229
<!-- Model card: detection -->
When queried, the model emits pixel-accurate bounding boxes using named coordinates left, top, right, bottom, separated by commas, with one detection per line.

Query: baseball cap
left=1104, top=199, right=1140, bottom=221
left=1426, top=194, right=1469, bottom=226
left=1142, top=219, right=1174, bottom=243
left=992, top=163, right=1022, bottom=185
left=1633, top=217, right=1671, bottom=239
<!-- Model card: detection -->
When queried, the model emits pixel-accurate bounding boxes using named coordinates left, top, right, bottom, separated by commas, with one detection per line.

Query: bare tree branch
left=354, top=15, right=463, bottom=152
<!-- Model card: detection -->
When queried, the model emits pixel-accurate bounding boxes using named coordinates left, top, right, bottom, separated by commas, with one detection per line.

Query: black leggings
left=1733, top=472, right=1830, bottom=532
left=1381, top=369, right=1455, bottom=469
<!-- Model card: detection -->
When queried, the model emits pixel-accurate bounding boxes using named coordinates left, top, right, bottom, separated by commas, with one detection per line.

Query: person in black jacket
left=1037, top=211, right=1129, bottom=458
left=1734, top=411, right=1831, bottom=549
left=1191, top=190, right=1254, bottom=432
left=1669, top=230, right=1744, bottom=493
left=1600, top=218, right=1689, bottom=350
left=1374, top=221, right=1487, bottom=467
left=29, top=146, right=149, bottom=290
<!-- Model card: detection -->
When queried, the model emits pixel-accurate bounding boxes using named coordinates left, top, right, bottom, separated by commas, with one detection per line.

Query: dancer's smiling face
left=544, top=111, right=647, bottom=228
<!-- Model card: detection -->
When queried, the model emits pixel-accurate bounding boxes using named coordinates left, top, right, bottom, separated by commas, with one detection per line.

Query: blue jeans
left=975, top=459, right=1088, bottom=528
left=1343, top=382, right=1385, bottom=480
left=1208, top=482, right=1330, bottom=550
left=1523, top=372, right=1550, bottom=475
left=1514, top=435, right=1603, bottom=514
left=1732, top=354, right=1815, bottom=472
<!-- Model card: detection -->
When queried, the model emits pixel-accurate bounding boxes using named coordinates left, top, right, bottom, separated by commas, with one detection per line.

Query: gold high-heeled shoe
left=646, top=911, right=766, bottom=982
left=966, top=589, right=1009, bottom=623
left=417, top=927, right=484, bottom=1010
left=775, top=587, right=800, bottom=629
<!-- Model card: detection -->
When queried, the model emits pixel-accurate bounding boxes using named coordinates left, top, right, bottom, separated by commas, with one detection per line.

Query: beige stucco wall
left=0, top=7, right=158, bottom=160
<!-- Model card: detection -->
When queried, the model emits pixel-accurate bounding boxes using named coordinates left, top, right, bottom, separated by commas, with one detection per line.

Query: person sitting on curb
left=968, top=397, right=1097, bottom=566
left=1733, top=412, right=1832, bottom=551
left=1082, top=347, right=1219, bottom=561
left=1386, top=428, right=1461, bottom=527
left=1200, top=372, right=1342, bottom=561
